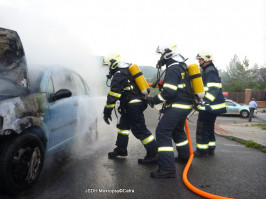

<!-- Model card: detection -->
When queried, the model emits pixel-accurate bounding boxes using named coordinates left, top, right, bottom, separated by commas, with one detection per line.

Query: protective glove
left=146, top=96, right=155, bottom=108
left=202, top=102, right=212, bottom=112
left=103, top=114, right=112, bottom=125
left=103, top=107, right=112, bottom=125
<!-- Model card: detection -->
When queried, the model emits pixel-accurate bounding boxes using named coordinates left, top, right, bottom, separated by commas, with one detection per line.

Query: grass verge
left=251, top=124, right=266, bottom=130
left=226, top=136, right=266, bottom=153
left=242, top=140, right=266, bottom=153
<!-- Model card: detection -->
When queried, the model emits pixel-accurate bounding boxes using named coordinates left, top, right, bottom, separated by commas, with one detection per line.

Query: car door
left=45, top=70, right=79, bottom=149
left=226, top=101, right=239, bottom=114
left=70, top=71, right=97, bottom=133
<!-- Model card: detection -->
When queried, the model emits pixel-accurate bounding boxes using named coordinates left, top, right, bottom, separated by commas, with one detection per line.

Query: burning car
left=0, top=27, right=97, bottom=194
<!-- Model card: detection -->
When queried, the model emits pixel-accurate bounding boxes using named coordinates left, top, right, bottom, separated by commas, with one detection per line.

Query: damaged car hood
left=0, top=93, right=47, bottom=135
left=0, top=27, right=29, bottom=101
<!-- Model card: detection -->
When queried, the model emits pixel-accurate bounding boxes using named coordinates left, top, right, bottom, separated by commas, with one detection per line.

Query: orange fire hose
left=183, top=120, right=232, bottom=199
left=148, top=81, right=163, bottom=88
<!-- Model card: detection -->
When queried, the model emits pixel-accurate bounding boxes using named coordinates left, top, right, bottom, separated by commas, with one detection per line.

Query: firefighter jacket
left=104, top=66, right=143, bottom=117
left=197, top=63, right=226, bottom=115
left=152, top=58, right=194, bottom=109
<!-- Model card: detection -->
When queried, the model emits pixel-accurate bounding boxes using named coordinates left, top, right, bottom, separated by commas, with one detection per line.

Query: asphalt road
left=1, top=99, right=266, bottom=199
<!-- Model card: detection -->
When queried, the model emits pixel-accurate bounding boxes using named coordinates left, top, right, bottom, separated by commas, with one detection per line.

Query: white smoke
left=70, top=97, right=118, bottom=160
left=0, top=1, right=114, bottom=162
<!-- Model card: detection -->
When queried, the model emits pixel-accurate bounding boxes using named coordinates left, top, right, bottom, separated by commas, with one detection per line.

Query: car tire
left=0, top=132, right=44, bottom=194
left=240, top=110, right=249, bottom=118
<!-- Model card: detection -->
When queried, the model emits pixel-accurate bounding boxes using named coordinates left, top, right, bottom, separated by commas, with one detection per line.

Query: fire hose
left=183, top=120, right=232, bottom=199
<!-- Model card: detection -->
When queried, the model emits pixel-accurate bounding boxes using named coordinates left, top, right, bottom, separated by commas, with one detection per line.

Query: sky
left=0, top=0, right=265, bottom=70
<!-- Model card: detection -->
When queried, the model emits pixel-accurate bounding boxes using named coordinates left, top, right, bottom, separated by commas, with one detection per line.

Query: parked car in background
left=224, top=99, right=256, bottom=118
left=0, top=27, right=97, bottom=194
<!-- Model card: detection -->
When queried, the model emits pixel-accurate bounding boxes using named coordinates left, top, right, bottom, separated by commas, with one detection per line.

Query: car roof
left=225, top=99, right=239, bottom=104
left=225, top=99, right=233, bottom=102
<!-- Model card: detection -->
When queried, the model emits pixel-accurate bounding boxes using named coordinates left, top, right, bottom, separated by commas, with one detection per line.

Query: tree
left=220, top=55, right=262, bottom=92
left=256, top=65, right=266, bottom=89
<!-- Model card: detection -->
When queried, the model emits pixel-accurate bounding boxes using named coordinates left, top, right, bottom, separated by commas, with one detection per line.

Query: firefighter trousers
left=115, top=102, right=157, bottom=157
left=156, top=107, right=191, bottom=171
left=196, top=110, right=217, bottom=153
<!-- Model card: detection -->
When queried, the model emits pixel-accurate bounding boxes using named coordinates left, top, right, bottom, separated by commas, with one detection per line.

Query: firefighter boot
left=138, top=155, right=158, bottom=164
left=208, top=149, right=215, bottom=156
left=151, top=169, right=176, bottom=178
left=108, top=147, right=128, bottom=158
left=139, top=140, right=158, bottom=164
left=193, top=150, right=208, bottom=157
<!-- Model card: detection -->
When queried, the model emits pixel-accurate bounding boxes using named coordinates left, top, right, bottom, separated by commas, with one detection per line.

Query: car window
left=52, top=71, right=76, bottom=95
left=70, top=72, right=87, bottom=95
left=226, top=102, right=235, bottom=106
left=84, top=82, right=91, bottom=95
left=47, top=77, right=54, bottom=96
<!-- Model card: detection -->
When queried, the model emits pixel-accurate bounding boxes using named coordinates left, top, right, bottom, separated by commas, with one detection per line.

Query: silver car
left=224, top=99, right=256, bottom=118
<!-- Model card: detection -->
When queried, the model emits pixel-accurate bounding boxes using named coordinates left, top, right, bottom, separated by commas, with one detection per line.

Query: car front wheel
left=240, top=110, right=249, bottom=118
left=0, top=132, right=44, bottom=194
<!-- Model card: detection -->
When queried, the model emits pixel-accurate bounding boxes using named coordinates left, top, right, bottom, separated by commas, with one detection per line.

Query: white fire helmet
left=103, top=53, right=122, bottom=69
left=196, top=51, right=213, bottom=62
left=156, top=45, right=178, bottom=59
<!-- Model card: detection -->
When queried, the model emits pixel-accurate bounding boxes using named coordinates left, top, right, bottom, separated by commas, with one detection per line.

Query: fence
left=224, top=89, right=266, bottom=107
left=226, top=92, right=245, bottom=103
left=251, top=90, right=266, bottom=101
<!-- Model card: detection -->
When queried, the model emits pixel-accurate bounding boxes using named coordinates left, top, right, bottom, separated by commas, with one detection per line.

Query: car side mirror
left=49, top=89, right=72, bottom=102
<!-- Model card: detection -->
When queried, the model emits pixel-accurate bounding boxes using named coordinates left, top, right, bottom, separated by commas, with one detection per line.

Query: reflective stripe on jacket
left=152, top=59, right=193, bottom=106
left=104, top=67, right=142, bottom=114
left=201, top=63, right=226, bottom=115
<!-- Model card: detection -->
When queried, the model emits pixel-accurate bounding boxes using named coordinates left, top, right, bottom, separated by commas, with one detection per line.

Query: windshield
left=0, top=28, right=29, bottom=101
left=227, top=100, right=241, bottom=107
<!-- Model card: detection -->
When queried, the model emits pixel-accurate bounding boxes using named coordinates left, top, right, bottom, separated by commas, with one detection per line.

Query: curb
left=215, top=123, right=266, bottom=149
left=215, top=131, right=266, bottom=150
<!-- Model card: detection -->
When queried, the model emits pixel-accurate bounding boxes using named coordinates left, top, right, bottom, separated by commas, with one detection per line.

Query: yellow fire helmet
left=103, top=53, right=122, bottom=69
left=196, top=50, right=213, bottom=62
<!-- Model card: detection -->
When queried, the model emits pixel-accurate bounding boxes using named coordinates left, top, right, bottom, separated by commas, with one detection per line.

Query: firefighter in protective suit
left=103, top=53, right=158, bottom=164
left=194, top=51, right=226, bottom=157
left=147, top=45, right=193, bottom=178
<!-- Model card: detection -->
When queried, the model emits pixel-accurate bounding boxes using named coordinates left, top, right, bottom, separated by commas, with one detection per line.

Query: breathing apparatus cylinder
left=129, top=64, right=150, bottom=95
left=188, top=64, right=205, bottom=102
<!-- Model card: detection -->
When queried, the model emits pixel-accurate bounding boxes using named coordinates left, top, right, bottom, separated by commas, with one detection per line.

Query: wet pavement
left=0, top=98, right=265, bottom=199
left=215, top=110, right=266, bottom=147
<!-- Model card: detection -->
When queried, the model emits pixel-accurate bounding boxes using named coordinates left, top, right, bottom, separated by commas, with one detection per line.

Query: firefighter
left=147, top=45, right=193, bottom=178
left=194, top=51, right=227, bottom=157
left=103, top=53, right=158, bottom=164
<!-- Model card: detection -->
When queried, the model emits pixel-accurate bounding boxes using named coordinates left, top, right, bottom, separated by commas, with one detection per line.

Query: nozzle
left=151, top=79, right=160, bottom=88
